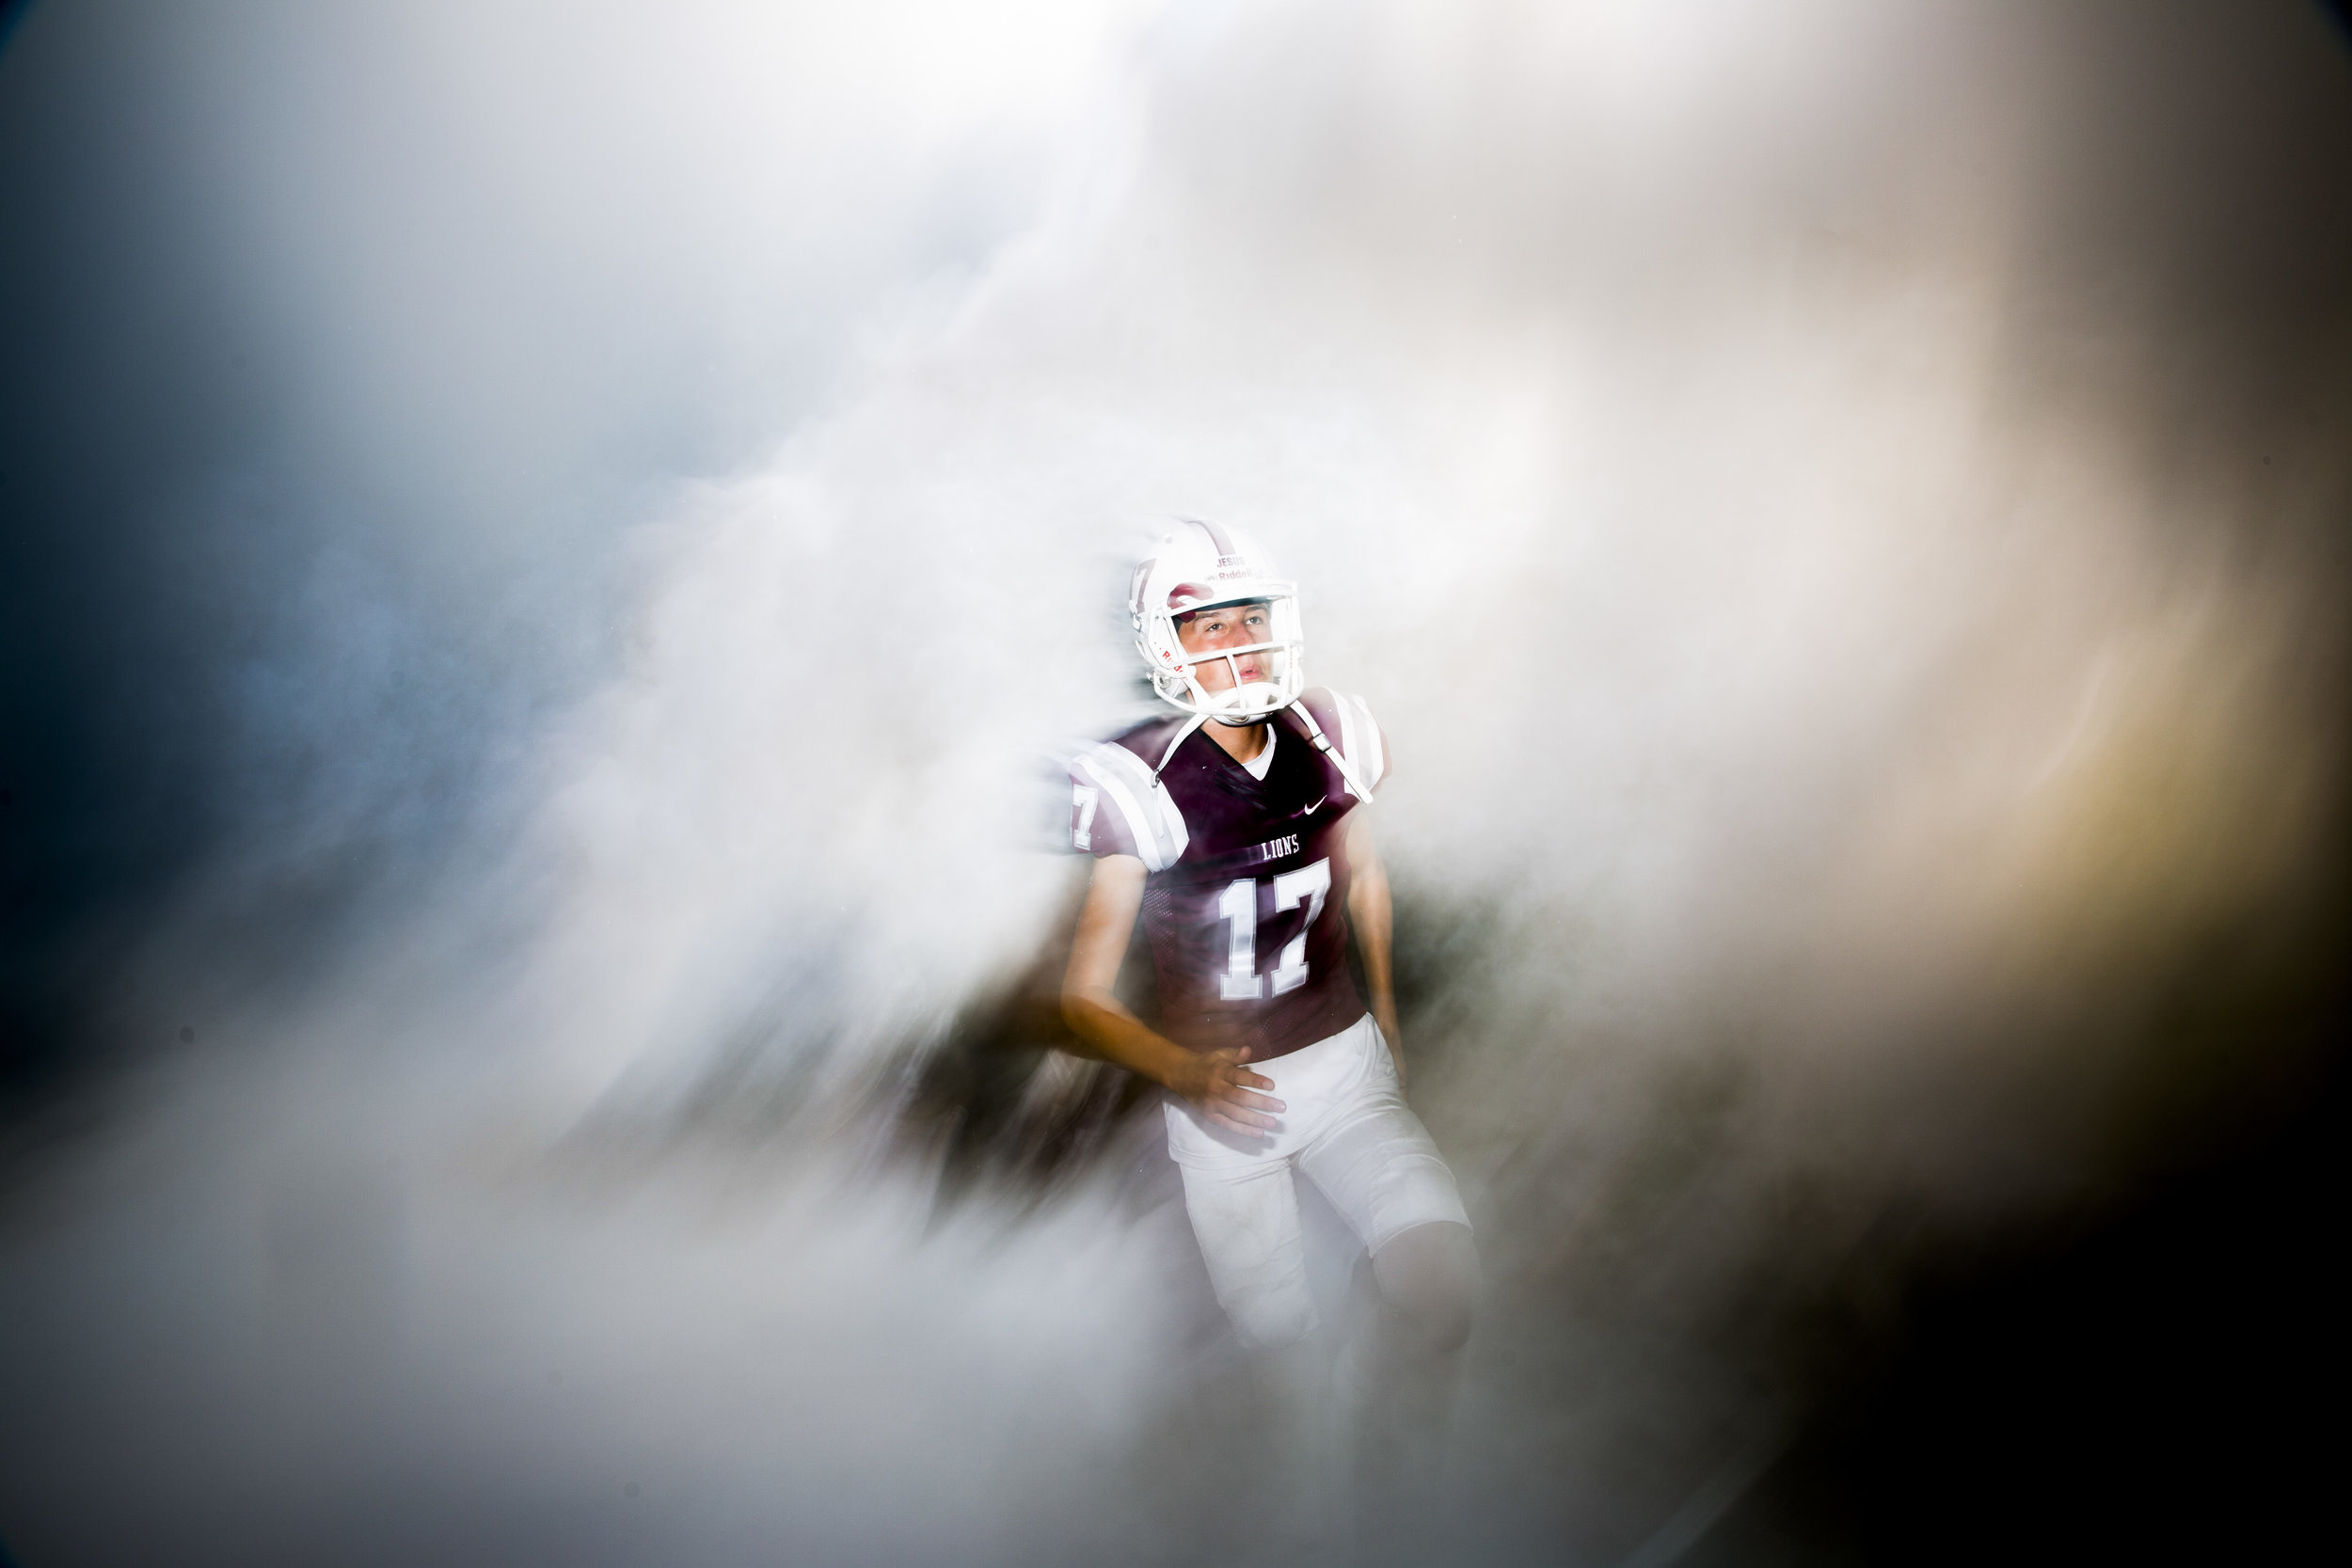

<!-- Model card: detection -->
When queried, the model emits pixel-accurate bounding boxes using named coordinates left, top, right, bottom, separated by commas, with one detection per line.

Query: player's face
left=1177, top=600, right=1275, bottom=692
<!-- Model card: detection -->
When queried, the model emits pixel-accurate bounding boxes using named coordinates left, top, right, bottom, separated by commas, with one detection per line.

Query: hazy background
left=3, top=2, right=2347, bottom=1563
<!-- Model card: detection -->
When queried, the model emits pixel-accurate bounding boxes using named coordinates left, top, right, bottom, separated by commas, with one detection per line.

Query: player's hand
left=1180, top=1047, right=1284, bottom=1136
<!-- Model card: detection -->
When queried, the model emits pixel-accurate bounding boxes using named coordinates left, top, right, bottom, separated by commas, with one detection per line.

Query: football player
left=1060, top=519, right=1476, bottom=1512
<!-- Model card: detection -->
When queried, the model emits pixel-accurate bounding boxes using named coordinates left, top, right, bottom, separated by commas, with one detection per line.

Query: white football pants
left=1164, top=1014, right=1470, bottom=1348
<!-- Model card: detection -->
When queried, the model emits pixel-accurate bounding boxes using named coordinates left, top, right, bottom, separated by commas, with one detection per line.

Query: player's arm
left=1059, top=853, right=1285, bottom=1135
left=1343, top=808, right=1406, bottom=1089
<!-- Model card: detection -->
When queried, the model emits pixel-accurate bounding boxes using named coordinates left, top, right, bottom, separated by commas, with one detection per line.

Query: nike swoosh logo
left=1303, top=797, right=1327, bottom=815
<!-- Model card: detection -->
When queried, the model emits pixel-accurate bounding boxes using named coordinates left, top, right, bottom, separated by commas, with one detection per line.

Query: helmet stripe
left=1190, top=517, right=1238, bottom=558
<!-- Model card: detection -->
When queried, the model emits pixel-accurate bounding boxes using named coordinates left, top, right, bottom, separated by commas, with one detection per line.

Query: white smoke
left=3, top=1, right=2344, bottom=1563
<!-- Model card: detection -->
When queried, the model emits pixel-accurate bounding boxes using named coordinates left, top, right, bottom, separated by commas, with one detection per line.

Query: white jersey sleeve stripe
left=1332, top=692, right=1365, bottom=800
left=1123, top=739, right=1190, bottom=859
left=1345, top=692, right=1387, bottom=790
left=1074, top=752, right=1164, bottom=869
left=1077, top=742, right=1190, bottom=869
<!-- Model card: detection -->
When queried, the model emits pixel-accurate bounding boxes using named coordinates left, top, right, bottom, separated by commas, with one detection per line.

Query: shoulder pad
left=1290, top=688, right=1390, bottom=800
left=1067, top=723, right=1193, bottom=869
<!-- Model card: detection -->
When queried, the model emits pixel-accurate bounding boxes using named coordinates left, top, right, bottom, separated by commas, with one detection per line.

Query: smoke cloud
left=3, top=2, right=2346, bottom=1563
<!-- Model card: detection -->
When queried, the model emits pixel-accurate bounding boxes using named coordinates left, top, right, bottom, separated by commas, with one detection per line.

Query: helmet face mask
left=1130, top=521, right=1308, bottom=722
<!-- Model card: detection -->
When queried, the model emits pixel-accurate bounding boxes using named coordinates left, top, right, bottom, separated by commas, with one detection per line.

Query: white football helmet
left=1129, top=519, right=1308, bottom=723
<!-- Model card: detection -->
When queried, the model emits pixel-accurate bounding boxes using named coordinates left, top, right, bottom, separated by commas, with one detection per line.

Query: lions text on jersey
left=1069, top=688, right=1390, bottom=1063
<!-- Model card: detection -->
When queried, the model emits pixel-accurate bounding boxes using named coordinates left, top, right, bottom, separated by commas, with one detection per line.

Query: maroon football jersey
left=1069, top=688, right=1391, bottom=1062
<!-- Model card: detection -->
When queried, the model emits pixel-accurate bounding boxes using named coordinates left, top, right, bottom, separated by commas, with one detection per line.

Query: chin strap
left=1152, top=711, right=1211, bottom=782
left=1284, top=699, right=1375, bottom=803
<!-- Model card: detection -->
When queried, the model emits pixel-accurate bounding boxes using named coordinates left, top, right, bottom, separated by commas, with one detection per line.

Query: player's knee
left=1397, top=1275, right=1473, bottom=1358
left=1372, top=1221, right=1478, bottom=1356
left=1232, top=1301, right=1320, bottom=1352
left=1225, top=1286, right=1321, bottom=1351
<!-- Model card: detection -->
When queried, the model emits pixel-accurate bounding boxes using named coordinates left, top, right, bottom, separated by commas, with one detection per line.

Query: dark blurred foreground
left=868, top=864, right=2351, bottom=1563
